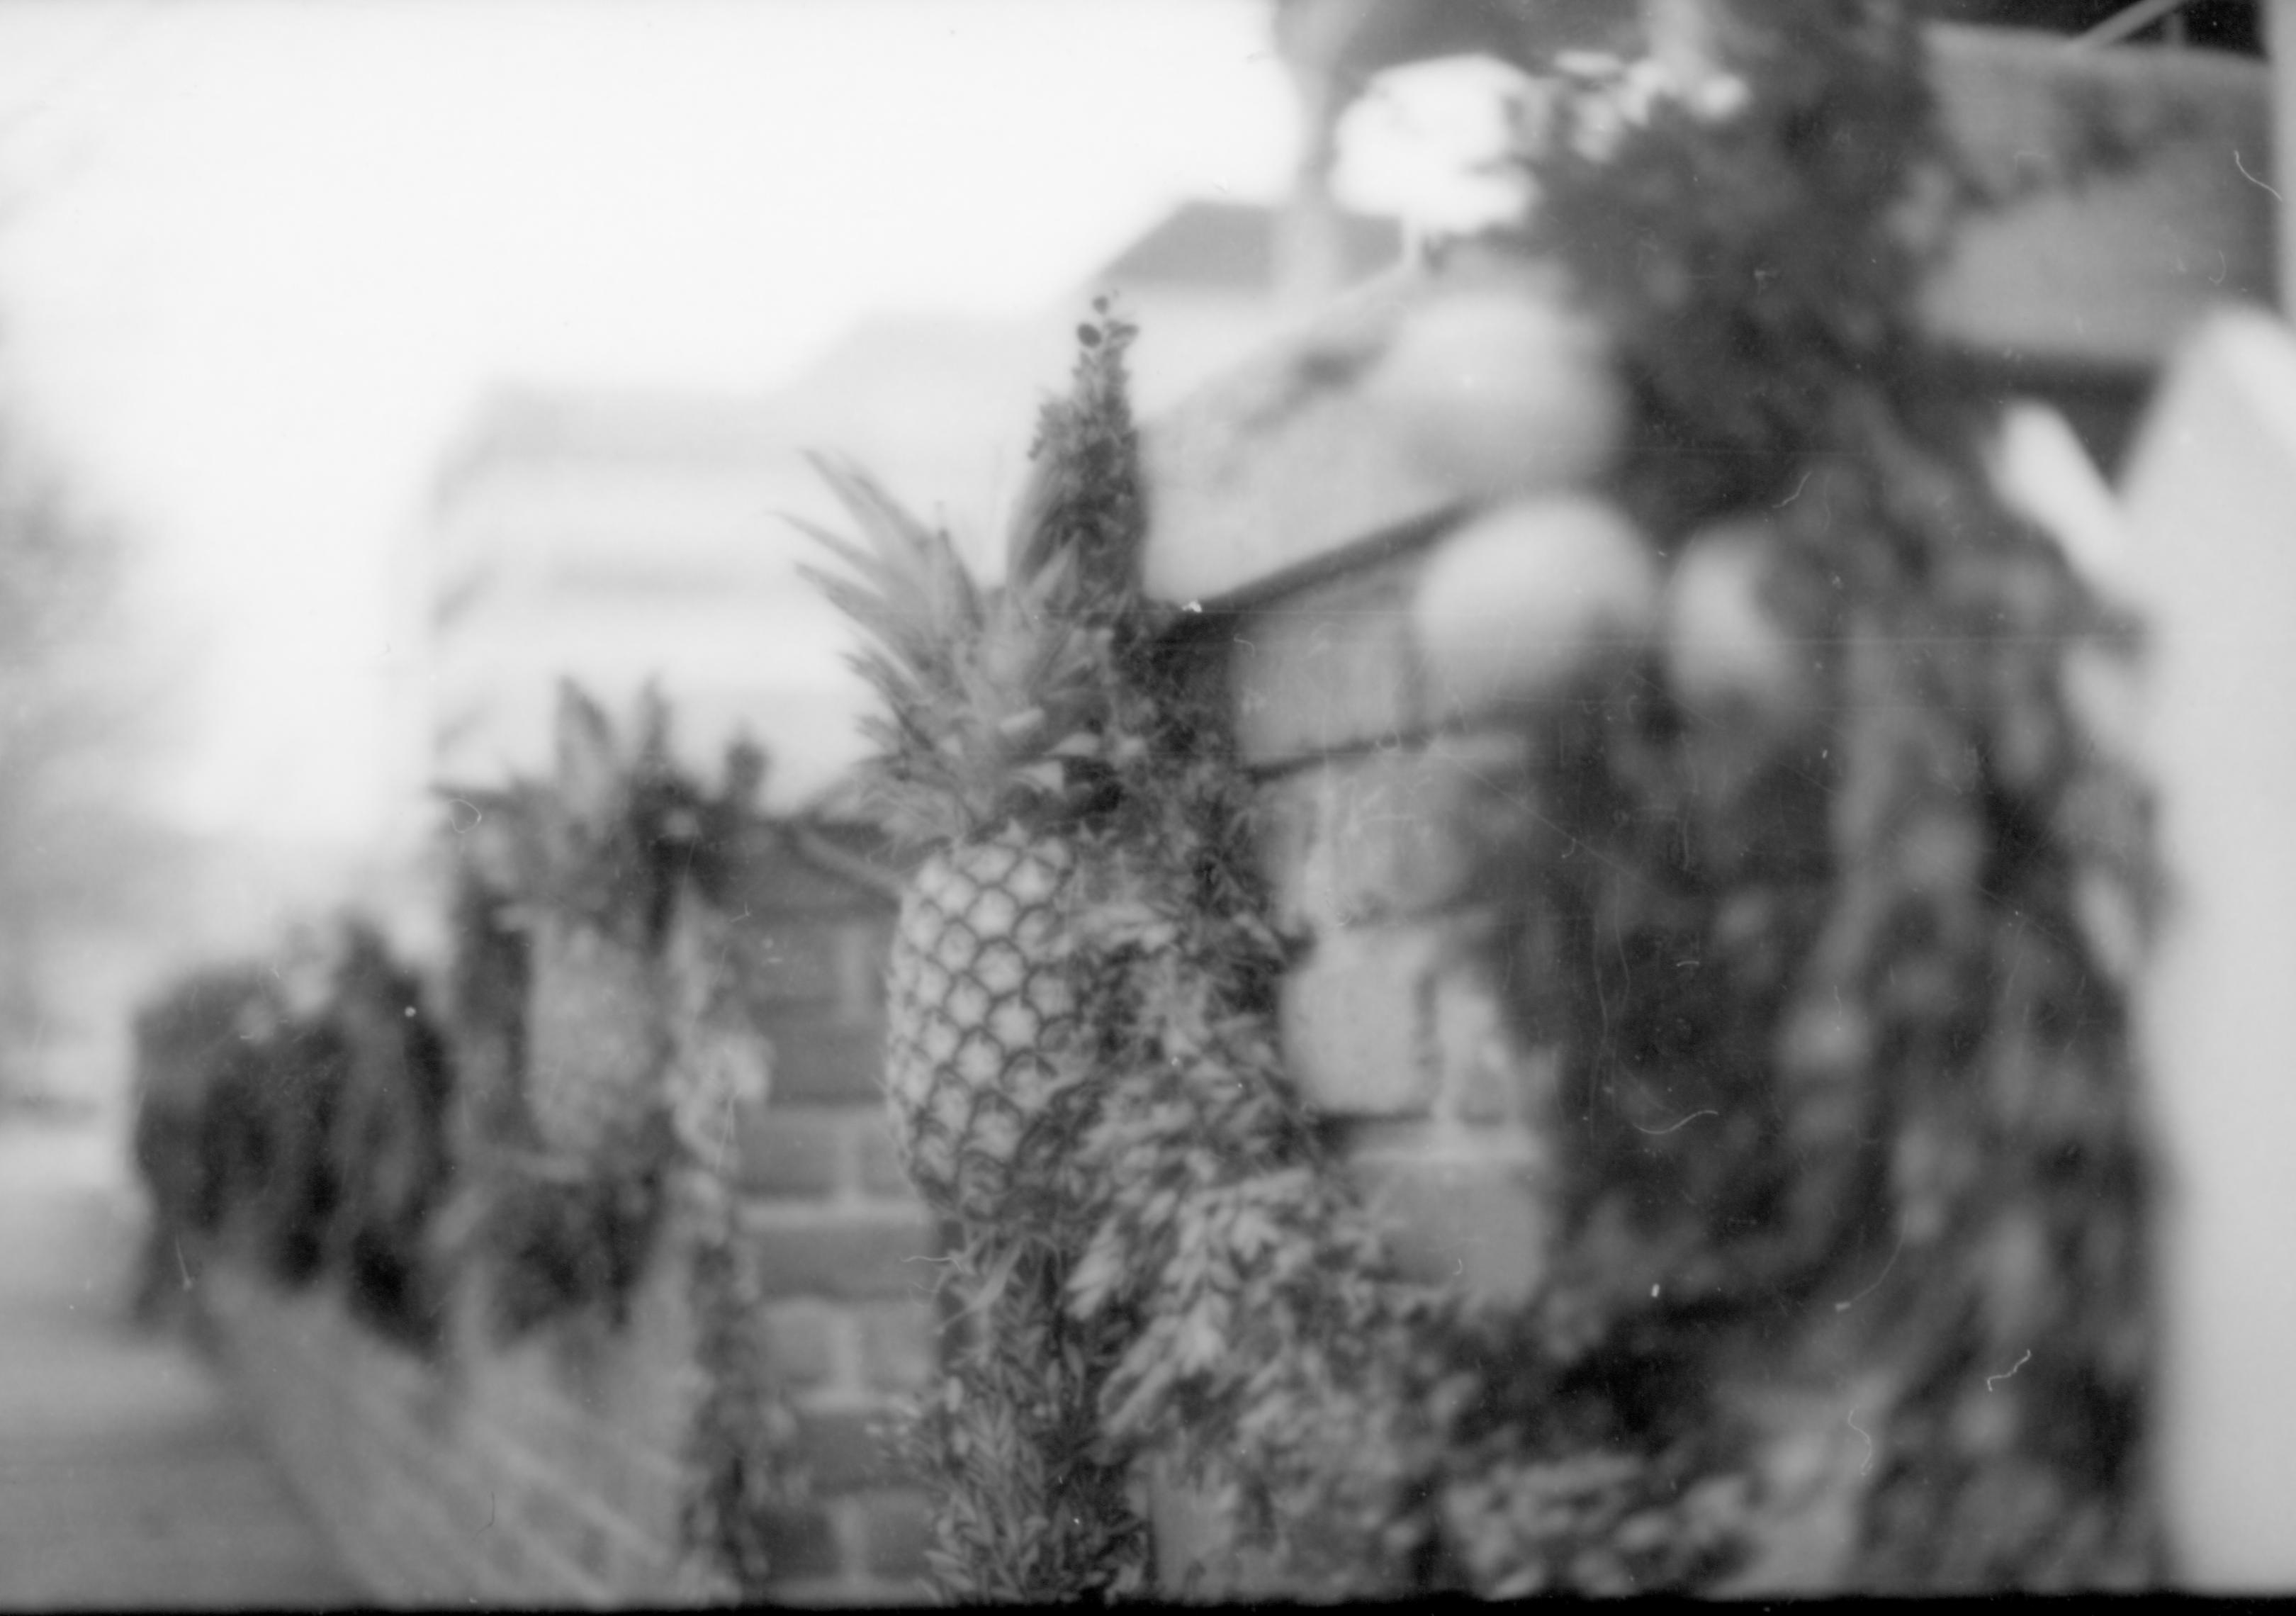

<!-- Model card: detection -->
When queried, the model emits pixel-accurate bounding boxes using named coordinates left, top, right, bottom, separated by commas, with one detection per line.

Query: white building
left=412, top=200, right=1402, bottom=814
left=424, top=386, right=875, bottom=809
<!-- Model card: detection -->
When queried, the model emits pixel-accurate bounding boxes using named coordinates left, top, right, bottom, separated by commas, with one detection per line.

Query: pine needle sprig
left=1006, top=298, right=1145, bottom=644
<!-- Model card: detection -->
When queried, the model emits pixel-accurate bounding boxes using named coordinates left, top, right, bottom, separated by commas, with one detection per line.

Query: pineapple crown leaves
left=794, top=454, right=1088, bottom=843
left=799, top=308, right=1154, bottom=848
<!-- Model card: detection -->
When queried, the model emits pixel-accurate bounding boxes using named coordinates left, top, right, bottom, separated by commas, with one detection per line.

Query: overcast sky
left=0, top=0, right=1307, bottom=844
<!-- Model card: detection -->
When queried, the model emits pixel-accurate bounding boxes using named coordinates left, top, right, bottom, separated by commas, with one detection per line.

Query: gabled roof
left=1092, top=198, right=1404, bottom=294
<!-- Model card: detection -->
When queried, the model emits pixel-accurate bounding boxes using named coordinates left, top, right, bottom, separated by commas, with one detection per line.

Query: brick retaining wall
left=192, top=824, right=940, bottom=1606
left=202, top=1251, right=697, bottom=1605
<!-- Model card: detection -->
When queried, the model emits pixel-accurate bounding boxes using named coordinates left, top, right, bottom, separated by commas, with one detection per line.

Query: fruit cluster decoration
left=438, top=688, right=769, bottom=1347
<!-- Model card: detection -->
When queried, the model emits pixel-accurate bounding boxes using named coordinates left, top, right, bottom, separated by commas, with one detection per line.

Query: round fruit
left=1659, top=516, right=1823, bottom=734
left=1368, top=276, right=1626, bottom=503
left=1412, top=495, right=1661, bottom=724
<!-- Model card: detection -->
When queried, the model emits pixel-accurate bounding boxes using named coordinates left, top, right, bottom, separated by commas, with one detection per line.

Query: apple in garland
left=1656, top=514, right=1836, bottom=851
left=1412, top=494, right=1662, bottom=724
left=1367, top=276, right=1628, bottom=506
left=1658, top=515, right=1826, bottom=740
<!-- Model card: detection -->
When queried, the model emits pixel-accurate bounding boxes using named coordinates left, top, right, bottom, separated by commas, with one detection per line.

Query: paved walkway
left=0, top=1116, right=359, bottom=1607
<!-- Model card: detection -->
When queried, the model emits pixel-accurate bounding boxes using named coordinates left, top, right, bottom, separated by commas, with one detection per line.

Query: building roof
left=1091, top=198, right=1404, bottom=294
left=427, top=386, right=797, bottom=512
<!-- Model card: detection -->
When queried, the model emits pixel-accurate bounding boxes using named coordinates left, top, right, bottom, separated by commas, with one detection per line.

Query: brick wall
left=1220, top=563, right=1565, bottom=1307
left=1144, top=257, right=1623, bottom=1324
left=193, top=822, right=939, bottom=1606
left=717, top=824, right=939, bottom=1602
left=1159, top=500, right=1859, bottom=1590
left=202, top=1237, right=700, bottom=1605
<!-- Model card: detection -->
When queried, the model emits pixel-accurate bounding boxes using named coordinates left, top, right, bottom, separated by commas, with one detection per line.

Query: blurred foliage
left=129, top=963, right=285, bottom=1316
left=467, top=1137, right=668, bottom=1343
left=127, top=938, right=347, bottom=1311
left=325, top=921, right=457, bottom=1350
left=439, top=858, right=530, bottom=1157
left=1482, top=0, right=2159, bottom=1589
left=677, top=1148, right=805, bottom=1602
left=451, top=680, right=761, bottom=957
left=447, top=703, right=804, bottom=1597
left=128, top=919, right=456, bottom=1348
left=130, top=690, right=810, bottom=1593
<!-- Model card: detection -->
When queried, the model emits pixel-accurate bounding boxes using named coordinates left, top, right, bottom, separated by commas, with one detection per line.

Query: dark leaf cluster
left=456, top=683, right=760, bottom=953
left=470, top=1128, right=668, bottom=1344
left=127, top=919, right=456, bottom=1352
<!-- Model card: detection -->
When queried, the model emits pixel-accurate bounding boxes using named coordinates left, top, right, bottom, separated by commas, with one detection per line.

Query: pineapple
left=800, top=308, right=1143, bottom=1226
left=884, top=827, right=1080, bottom=1219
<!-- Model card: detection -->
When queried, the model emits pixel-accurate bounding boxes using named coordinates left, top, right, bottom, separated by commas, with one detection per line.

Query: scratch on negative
left=1774, top=470, right=1812, bottom=507
left=1628, top=1108, right=1719, bottom=1136
left=1986, top=1348, right=2032, bottom=1392
left=1832, top=1228, right=1906, bottom=1313
left=2234, top=149, right=2283, bottom=203
left=1846, top=1409, right=1874, bottom=1476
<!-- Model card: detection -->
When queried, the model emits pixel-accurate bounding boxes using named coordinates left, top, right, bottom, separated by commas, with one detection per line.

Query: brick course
left=745, top=1206, right=939, bottom=1301
left=1228, top=551, right=1431, bottom=767
left=1256, top=729, right=1543, bottom=934
left=762, top=1019, right=891, bottom=1105
left=1137, top=215, right=1782, bottom=1588
left=738, top=1104, right=854, bottom=1198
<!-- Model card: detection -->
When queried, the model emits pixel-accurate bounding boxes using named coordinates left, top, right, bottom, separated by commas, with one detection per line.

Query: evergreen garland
left=668, top=875, right=804, bottom=1599
left=1504, top=1, right=2158, bottom=1586
left=677, top=1157, right=804, bottom=1599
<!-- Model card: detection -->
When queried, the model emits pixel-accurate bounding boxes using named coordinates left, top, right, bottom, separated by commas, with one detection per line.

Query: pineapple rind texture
left=885, top=824, right=1081, bottom=1222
